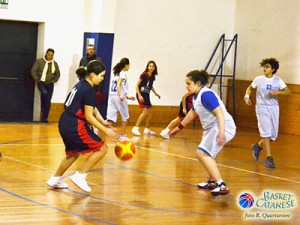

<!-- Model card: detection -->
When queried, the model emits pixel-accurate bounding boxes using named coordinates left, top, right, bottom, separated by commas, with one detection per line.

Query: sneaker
left=70, top=171, right=91, bottom=192
left=47, top=175, right=68, bottom=189
left=144, top=128, right=156, bottom=136
left=265, top=156, right=275, bottom=168
left=160, top=129, right=170, bottom=139
left=119, top=134, right=131, bottom=142
left=211, top=182, right=230, bottom=196
left=252, top=143, right=262, bottom=161
left=131, top=127, right=141, bottom=136
left=197, top=178, right=216, bottom=190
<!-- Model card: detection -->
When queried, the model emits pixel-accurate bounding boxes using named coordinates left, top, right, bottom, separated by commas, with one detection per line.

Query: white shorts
left=256, top=105, right=279, bottom=141
left=106, top=95, right=129, bottom=123
left=198, top=120, right=236, bottom=158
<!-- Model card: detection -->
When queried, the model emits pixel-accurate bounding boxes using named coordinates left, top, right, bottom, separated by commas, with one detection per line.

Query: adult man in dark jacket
left=31, top=48, right=60, bottom=123
left=79, top=44, right=106, bottom=118
left=79, top=44, right=102, bottom=67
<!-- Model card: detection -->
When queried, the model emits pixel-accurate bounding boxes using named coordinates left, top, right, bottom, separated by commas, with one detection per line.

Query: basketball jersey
left=186, top=94, right=194, bottom=110
left=138, top=72, right=156, bottom=94
left=193, top=86, right=235, bottom=131
left=109, top=70, right=129, bottom=96
left=251, top=75, right=287, bottom=106
left=63, top=80, right=96, bottom=120
left=178, top=93, right=194, bottom=117
left=59, top=80, right=103, bottom=154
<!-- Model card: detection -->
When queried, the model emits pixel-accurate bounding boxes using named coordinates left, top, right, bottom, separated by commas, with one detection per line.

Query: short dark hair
left=260, top=58, right=279, bottom=74
left=186, top=70, right=210, bottom=85
left=46, top=48, right=55, bottom=54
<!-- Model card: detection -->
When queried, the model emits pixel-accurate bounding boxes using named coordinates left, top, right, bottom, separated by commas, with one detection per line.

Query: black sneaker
left=265, top=157, right=275, bottom=168
left=197, top=178, right=216, bottom=190
left=211, top=182, right=230, bottom=196
left=252, top=143, right=262, bottom=161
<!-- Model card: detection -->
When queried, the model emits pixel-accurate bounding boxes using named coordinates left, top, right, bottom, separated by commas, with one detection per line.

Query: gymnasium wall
left=0, top=0, right=299, bottom=123
left=49, top=79, right=300, bottom=135
left=112, top=0, right=236, bottom=107
left=234, top=0, right=300, bottom=84
left=0, top=0, right=117, bottom=103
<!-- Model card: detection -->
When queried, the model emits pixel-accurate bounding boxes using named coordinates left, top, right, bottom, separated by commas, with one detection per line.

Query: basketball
left=114, top=141, right=135, bottom=161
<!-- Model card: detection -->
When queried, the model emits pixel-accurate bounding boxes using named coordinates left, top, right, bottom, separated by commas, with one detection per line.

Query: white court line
left=3, top=156, right=54, bottom=172
left=137, top=146, right=300, bottom=185
left=2, top=143, right=300, bottom=185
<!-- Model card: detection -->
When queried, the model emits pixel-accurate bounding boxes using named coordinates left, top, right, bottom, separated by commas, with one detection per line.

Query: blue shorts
left=137, top=93, right=152, bottom=108
left=59, top=112, right=104, bottom=156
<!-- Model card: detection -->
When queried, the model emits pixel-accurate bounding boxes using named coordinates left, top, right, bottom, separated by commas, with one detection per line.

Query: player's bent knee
left=100, top=144, right=108, bottom=154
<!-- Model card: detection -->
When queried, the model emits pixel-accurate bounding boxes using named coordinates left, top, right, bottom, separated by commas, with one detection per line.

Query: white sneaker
left=160, top=129, right=170, bottom=139
left=144, top=128, right=156, bottom=136
left=131, top=127, right=141, bottom=136
left=70, top=171, right=91, bottom=192
left=211, top=182, right=230, bottom=196
left=119, top=134, right=131, bottom=142
left=47, top=175, right=68, bottom=189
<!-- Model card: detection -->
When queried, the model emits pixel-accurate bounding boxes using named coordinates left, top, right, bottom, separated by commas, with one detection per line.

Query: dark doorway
left=0, top=20, right=38, bottom=121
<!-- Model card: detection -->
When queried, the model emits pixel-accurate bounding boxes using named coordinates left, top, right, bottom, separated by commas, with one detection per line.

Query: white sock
left=216, top=179, right=224, bottom=185
left=165, top=128, right=170, bottom=132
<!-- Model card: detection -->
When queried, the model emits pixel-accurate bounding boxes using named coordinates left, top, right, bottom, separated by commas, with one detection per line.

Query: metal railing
left=205, top=34, right=238, bottom=120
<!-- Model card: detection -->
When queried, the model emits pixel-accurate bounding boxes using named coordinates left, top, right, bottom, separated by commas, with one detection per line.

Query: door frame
left=32, top=22, right=45, bottom=121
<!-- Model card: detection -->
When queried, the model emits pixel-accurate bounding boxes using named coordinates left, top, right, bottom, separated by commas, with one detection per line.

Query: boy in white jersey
left=244, top=58, right=291, bottom=168
left=170, top=70, right=236, bottom=196
left=106, top=58, right=135, bottom=141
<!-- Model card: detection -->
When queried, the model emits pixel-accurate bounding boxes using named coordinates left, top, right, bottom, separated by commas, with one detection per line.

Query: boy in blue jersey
left=244, top=58, right=291, bottom=168
left=170, top=70, right=236, bottom=196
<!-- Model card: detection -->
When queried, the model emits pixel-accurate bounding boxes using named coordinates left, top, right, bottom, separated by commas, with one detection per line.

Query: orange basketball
left=114, top=141, right=135, bottom=161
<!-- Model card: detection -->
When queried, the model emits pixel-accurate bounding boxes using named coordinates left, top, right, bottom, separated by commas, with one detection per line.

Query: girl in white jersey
left=170, top=70, right=236, bottom=196
left=244, top=58, right=291, bottom=168
left=106, top=58, right=135, bottom=141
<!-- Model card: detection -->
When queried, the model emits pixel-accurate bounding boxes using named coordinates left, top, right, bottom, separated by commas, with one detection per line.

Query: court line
left=1, top=139, right=299, bottom=222
left=2, top=141, right=300, bottom=184
left=137, top=146, right=300, bottom=185
left=0, top=136, right=59, bottom=145
left=0, top=187, right=117, bottom=225
left=67, top=188, right=241, bottom=218
left=0, top=156, right=243, bottom=220
left=3, top=155, right=54, bottom=172
left=0, top=141, right=242, bottom=220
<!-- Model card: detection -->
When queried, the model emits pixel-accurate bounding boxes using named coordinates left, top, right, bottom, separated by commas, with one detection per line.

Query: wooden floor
left=0, top=123, right=299, bottom=225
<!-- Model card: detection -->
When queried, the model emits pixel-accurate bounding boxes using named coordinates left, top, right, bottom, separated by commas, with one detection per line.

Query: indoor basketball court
left=0, top=123, right=299, bottom=224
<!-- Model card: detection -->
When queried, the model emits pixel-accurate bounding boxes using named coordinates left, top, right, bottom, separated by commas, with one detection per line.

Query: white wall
left=0, top=0, right=117, bottom=105
left=1, top=0, right=299, bottom=108
left=0, top=0, right=85, bottom=102
left=83, top=0, right=117, bottom=33
left=112, top=0, right=236, bottom=106
left=234, top=0, right=300, bottom=84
